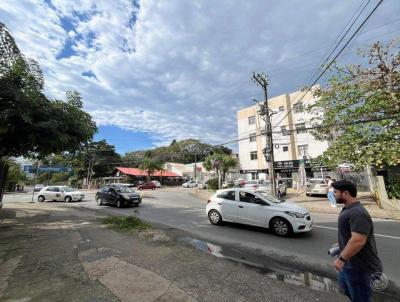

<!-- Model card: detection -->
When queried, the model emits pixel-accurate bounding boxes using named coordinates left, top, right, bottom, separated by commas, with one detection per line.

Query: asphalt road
left=4, top=189, right=400, bottom=288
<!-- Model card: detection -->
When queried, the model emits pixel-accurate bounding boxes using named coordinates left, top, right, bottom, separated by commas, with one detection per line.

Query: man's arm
left=340, top=232, right=368, bottom=260
left=333, top=232, right=367, bottom=271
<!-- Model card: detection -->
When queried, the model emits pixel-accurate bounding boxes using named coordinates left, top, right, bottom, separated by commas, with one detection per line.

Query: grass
left=103, top=215, right=151, bottom=232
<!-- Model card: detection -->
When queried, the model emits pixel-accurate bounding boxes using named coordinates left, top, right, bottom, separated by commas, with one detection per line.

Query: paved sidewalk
left=192, top=189, right=400, bottom=220
left=0, top=202, right=346, bottom=302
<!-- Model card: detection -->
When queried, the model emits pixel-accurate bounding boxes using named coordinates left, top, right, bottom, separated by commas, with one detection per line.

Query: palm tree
left=139, top=157, right=163, bottom=181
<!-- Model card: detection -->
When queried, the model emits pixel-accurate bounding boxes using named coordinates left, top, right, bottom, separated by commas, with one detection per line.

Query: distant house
left=107, top=167, right=182, bottom=185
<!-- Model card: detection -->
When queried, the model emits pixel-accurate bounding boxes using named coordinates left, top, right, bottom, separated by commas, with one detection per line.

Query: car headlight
left=285, top=211, right=306, bottom=218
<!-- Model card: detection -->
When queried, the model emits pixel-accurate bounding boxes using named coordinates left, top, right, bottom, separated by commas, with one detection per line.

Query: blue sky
left=1, top=0, right=399, bottom=155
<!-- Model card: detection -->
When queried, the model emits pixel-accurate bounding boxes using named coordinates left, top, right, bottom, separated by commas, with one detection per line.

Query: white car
left=243, top=180, right=287, bottom=198
left=182, top=180, right=198, bottom=188
left=206, top=188, right=312, bottom=237
left=37, top=186, right=85, bottom=203
left=306, top=179, right=327, bottom=196
left=151, top=180, right=161, bottom=188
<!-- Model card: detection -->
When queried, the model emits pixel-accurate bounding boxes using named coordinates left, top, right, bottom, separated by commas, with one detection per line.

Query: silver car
left=306, top=179, right=327, bottom=196
left=38, top=186, right=85, bottom=202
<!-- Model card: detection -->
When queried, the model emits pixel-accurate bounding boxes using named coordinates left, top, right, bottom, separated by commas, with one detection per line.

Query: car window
left=47, top=187, right=59, bottom=192
left=217, top=190, right=236, bottom=201
left=256, top=191, right=285, bottom=203
left=239, top=191, right=257, bottom=203
left=101, top=187, right=109, bottom=193
left=61, top=187, right=74, bottom=192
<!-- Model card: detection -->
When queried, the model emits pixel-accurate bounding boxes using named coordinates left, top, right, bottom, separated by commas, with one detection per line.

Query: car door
left=43, top=187, right=56, bottom=200
left=237, top=191, right=271, bottom=226
left=53, top=187, right=63, bottom=201
left=108, top=188, right=118, bottom=204
left=215, top=190, right=238, bottom=222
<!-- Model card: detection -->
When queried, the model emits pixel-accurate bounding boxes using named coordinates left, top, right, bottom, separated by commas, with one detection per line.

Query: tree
left=139, top=157, right=163, bottom=181
left=203, top=152, right=237, bottom=182
left=0, top=22, right=97, bottom=159
left=308, top=40, right=400, bottom=171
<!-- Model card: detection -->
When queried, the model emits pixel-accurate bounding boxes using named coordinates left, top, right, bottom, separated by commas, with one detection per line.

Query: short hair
left=325, top=176, right=331, bottom=179
left=332, top=180, right=357, bottom=197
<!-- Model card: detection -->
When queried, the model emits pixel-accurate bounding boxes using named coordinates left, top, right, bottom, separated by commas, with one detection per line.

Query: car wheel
left=116, top=199, right=123, bottom=208
left=208, top=210, right=222, bottom=225
left=38, top=195, right=45, bottom=202
left=306, top=193, right=311, bottom=196
left=96, top=197, right=103, bottom=206
left=65, top=196, right=72, bottom=203
left=152, top=187, right=155, bottom=190
left=271, top=217, right=293, bottom=237
left=139, top=187, right=143, bottom=190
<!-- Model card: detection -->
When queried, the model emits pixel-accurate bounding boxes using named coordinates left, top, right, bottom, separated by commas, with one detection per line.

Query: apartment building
left=237, top=86, right=329, bottom=180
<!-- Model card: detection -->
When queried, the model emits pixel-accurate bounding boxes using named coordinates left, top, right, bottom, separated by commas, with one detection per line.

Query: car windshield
left=256, top=191, right=285, bottom=203
left=61, top=187, right=75, bottom=192
left=115, top=187, right=134, bottom=193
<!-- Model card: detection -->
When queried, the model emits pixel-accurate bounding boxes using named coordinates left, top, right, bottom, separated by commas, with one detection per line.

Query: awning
left=116, top=167, right=180, bottom=177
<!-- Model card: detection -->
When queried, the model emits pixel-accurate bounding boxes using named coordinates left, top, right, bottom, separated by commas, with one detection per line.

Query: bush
left=386, top=177, right=400, bottom=199
left=103, top=215, right=151, bottom=232
left=206, top=178, right=219, bottom=190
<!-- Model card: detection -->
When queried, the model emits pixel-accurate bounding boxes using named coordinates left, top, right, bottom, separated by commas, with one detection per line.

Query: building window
left=296, top=123, right=306, bottom=134
left=281, top=126, right=290, bottom=136
left=279, top=106, right=284, bottom=112
left=282, top=145, right=289, bottom=152
left=298, top=145, right=308, bottom=158
left=293, top=103, right=303, bottom=113
left=249, top=133, right=256, bottom=142
left=250, top=151, right=258, bottom=160
left=248, top=116, right=256, bottom=125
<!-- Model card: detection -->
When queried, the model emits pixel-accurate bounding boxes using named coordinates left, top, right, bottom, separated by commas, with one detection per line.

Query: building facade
left=237, top=87, right=329, bottom=181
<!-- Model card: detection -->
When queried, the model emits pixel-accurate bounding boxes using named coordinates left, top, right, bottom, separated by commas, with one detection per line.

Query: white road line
left=313, top=225, right=400, bottom=240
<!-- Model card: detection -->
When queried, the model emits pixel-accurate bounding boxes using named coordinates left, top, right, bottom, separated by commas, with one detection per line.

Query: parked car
left=182, top=180, right=198, bottom=188
left=37, top=186, right=85, bottom=203
left=259, top=180, right=287, bottom=198
left=150, top=180, right=161, bottom=188
left=138, top=182, right=156, bottom=190
left=233, top=178, right=246, bottom=186
left=242, top=180, right=260, bottom=190
left=198, top=183, right=208, bottom=189
left=206, top=188, right=313, bottom=237
left=221, top=181, right=234, bottom=188
left=34, top=184, right=45, bottom=192
left=306, top=178, right=327, bottom=196
left=96, top=186, right=141, bottom=208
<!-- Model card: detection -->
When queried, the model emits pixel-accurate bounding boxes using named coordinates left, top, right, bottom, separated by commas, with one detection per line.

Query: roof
left=116, top=167, right=180, bottom=177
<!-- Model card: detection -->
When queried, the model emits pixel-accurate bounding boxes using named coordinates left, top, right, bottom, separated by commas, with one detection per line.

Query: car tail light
left=207, top=199, right=211, bottom=204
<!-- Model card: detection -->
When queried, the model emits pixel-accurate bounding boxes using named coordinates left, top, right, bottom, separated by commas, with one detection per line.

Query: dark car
left=138, top=182, right=156, bottom=190
left=95, top=186, right=142, bottom=208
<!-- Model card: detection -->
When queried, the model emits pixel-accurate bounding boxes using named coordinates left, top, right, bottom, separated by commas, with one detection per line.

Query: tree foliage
left=122, top=139, right=231, bottom=166
left=308, top=40, right=400, bottom=171
left=0, top=22, right=97, bottom=158
left=139, top=157, right=163, bottom=180
left=203, top=151, right=238, bottom=181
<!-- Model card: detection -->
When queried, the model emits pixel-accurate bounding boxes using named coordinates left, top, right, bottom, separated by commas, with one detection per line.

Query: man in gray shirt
left=332, top=180, right=383, bottom=302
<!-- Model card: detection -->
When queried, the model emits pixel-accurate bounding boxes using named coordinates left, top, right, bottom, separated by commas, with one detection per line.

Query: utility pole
left=252, top=72, right=277, bottom=196
left=30, top=160, right=41, bottom=203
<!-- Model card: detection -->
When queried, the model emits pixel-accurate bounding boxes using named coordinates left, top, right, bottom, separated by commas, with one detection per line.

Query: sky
left=1, top=0, right=399, bottom=155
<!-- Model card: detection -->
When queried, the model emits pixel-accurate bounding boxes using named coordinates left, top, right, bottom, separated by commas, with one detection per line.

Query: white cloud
left=1, top=0, right=400, bottom=150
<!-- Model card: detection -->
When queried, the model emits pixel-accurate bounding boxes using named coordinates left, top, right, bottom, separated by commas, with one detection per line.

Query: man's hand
left=333, top=258, right=345, bottom=272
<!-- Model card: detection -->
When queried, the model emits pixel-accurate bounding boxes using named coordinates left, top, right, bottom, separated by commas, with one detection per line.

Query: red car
left=138, top=182, right=156, bottom=190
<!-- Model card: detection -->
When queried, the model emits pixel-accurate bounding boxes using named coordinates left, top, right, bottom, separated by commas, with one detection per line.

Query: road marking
left=314, top=225, right=400, bottom=240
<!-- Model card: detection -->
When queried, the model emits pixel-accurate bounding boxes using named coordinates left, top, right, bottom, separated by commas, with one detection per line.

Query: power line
left=271, top=0, right=385, bottom=129
left=212, top=115, right=399, bottom=148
